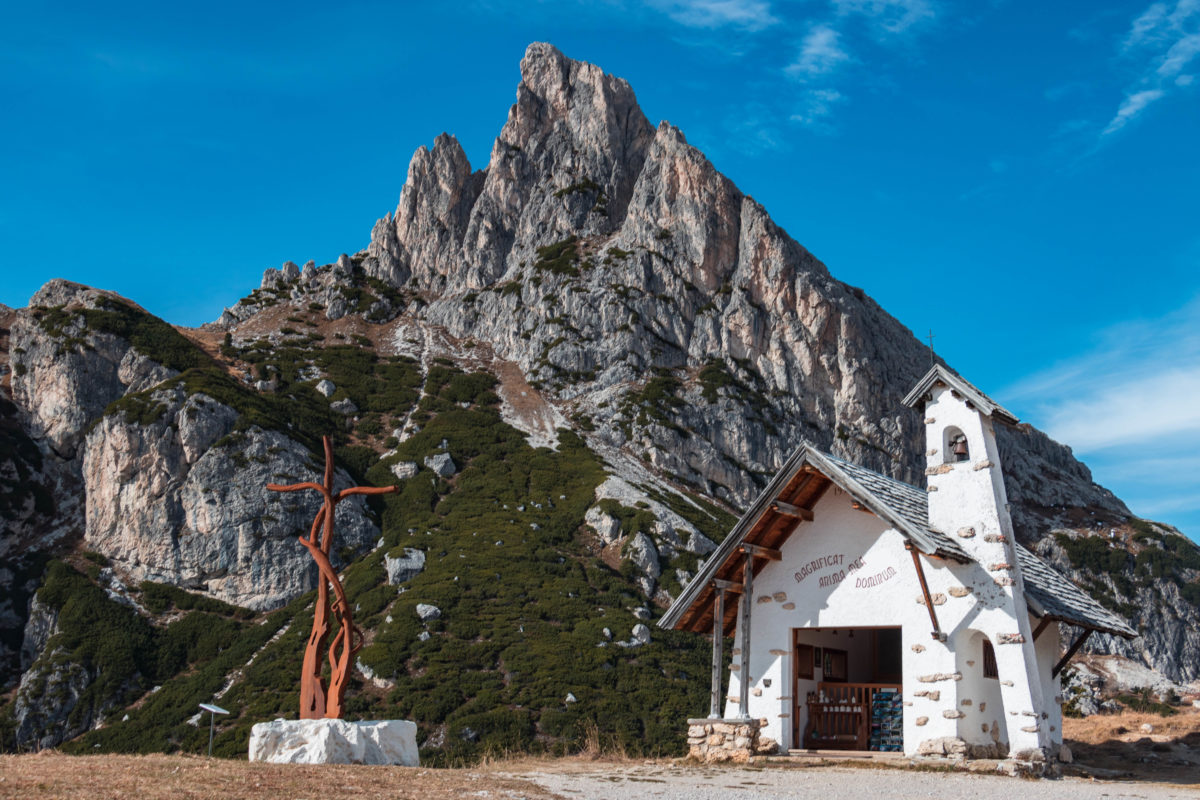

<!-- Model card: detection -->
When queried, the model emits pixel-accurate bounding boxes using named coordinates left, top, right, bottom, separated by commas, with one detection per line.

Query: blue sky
left=1, top=0, right=1198, bottom=538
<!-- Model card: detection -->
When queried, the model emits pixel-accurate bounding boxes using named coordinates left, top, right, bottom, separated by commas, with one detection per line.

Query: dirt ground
left=0, top=753, right=559, bottom=800
left=3, top=710, right=1198, bottom=800
left=1061, top=706, right=1200, bottom=784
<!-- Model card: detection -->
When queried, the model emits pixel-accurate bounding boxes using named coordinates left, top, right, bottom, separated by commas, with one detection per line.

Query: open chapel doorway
left=792, top=626, right=903, bottom=752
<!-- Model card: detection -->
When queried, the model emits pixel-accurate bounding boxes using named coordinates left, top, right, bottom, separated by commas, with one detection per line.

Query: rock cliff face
left=354, top=43, right=1191, bottom=678
left=1, top=41, right=1197, bottom=751
left=190, top=43, right=1200, bottom=681
left=82, top=390, right=376, bottom=610
left=3, top=281, right=382, bottom=629
left=356, top=43, right=1125, bottom=526
left=9, top=281, right=177, bottom=461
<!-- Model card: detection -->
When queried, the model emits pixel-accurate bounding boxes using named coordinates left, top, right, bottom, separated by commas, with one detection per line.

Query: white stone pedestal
left=249, top=719, right=419, bottom=766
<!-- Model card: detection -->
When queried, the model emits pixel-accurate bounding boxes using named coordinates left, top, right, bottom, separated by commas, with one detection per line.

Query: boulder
left=315, top=379, right=336, bottom=398
left=686, top=531, right=717, bottom=556
left=416, top=603, right=441, bottom=622
left=330, top=398, right=358, bottom=415
left=632, top=623, right=651, bottom=644
left=424, top=452, right=457, bottom=477
left=391, top=461, right=419, bottom=480
left=585, top=505, right=622, bottom=543
left=249, top=718, right=418, bottom=765
left=623, top=533, right=659, bottom=581
left=385, top=548, right=426, bottom=585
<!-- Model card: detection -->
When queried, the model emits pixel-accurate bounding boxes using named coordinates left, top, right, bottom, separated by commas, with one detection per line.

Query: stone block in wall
left=915, top=737, right=968, bottom=758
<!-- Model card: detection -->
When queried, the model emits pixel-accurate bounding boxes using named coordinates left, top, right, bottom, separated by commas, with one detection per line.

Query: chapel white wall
left=723, top=486, right=1058, bottom=756
left=1034, top=621, right=1064, bottom=745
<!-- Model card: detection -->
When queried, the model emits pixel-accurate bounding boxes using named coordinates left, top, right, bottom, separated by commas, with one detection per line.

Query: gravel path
left=522, top=763, right=1200, bottom=800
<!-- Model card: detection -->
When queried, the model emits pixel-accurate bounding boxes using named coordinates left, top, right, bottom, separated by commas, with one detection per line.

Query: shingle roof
left=817, top=451, right=968, bottom=560
left=1014, top=544, right=1138, bottom=638
left=827, top=450, right=1136, bottom=638
left=902, top=364, right=1018, bottom=424
left=659, top=442, right=1138, bottom=639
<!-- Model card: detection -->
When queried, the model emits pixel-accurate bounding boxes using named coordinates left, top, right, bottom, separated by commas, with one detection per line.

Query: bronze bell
left=953, top=437, right=969, bottom=459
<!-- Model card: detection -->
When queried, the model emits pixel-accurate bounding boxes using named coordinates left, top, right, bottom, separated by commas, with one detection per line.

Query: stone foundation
left=914, top=737, right=1063, bottom=777
left=686, top=718, right=778, bottom=763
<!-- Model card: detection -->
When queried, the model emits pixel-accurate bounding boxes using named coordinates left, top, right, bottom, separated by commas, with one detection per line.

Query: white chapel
left=660, top=365, right=1136, bottom=767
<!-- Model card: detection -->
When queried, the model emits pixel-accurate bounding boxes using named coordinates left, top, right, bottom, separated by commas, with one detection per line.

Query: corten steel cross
left=267, top=435, right=397, bottom=720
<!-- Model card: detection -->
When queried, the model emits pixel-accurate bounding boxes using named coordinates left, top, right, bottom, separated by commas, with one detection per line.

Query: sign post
left=199, top=703, right=229, bottom=757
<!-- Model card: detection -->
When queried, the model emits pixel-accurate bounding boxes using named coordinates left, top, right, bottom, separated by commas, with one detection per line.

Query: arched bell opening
left=943, top=426, right=970, bottom=464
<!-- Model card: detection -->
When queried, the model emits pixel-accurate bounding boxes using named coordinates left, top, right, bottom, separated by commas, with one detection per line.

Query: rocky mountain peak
left=367, top=43, right=657, bottom=292
left=29, top=279, right=106, bottom=310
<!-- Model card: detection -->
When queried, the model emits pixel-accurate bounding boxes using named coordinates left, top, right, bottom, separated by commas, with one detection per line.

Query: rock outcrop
left=356, top=43, right=1190, bottom=678
left=2, top=41, right=1197, bottom=735
left=82, top=390, right=378, bottom=610
left=9, top=281, right=176, bottom=461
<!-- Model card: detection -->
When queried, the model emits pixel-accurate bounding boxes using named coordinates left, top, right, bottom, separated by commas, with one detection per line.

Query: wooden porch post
left=738, top=551, right=754, bottom=720
left=709, top=586, right=726, bottom=718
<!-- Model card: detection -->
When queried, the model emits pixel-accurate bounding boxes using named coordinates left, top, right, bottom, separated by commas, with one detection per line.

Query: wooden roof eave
left=658, top=446, right=812, bottom=632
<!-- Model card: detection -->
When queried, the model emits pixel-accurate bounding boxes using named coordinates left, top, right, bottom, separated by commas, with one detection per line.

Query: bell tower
left=902, top=365, right=1018, bottom=556
left=903, top=365, right=1051, bottom=758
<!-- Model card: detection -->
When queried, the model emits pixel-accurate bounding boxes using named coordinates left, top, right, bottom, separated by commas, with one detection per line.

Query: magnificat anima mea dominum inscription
left=267, top=436, right=397, bottom=720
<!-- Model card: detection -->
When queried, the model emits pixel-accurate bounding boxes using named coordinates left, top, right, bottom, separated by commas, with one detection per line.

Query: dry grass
left=1063, top=705, right=1200, bottom=745
left=1062, top=706, right=1200, bottom=785
left=0, top=753, right=562, bottom=800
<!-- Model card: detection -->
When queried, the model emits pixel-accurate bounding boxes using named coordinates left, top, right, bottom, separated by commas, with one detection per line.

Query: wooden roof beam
left=740, top=543, right=783, bottom=561
left=1053, top=629, right=1092, bottom=678
left=906, top=542, right=946, bottom=642
left=769, top=500, right=813, bottom=520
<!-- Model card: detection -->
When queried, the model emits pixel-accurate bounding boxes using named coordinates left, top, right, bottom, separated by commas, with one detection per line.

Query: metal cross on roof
left=926, top=329, right=935, bottom=366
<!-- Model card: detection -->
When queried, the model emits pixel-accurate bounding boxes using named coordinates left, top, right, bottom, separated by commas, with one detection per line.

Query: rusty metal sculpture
left=267, top=435, right=397, bottom=719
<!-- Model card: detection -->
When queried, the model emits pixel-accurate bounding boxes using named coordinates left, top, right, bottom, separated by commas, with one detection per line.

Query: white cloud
left=1042, top=369, right=1200, bottom=451
left=1177, top=72, right=1196, bottom=84
left=1103, top=0, right=1200, bottom=137
left=1123, top=2, right=1170, bottom=50
left=1103, top=88, right=1166, bottom=134
left=1157, top=31, right=1200, bottom=76
left=786, top=24, right=851, bottom=78
left=1005, top=297, right=1200, bottom=453
left=654, top=0, right=779, bottom=31
left=789, top=88, right=845, bottom=129
left=831, top=0, right=936, bottom=35
left=1003, top=298, right=1200, bottom=531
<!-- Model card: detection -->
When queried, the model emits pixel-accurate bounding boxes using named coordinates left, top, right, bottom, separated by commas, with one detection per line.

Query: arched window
left=943, top=426, right=969, bottom=464
left=982, top=639, right=999, bottom=679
